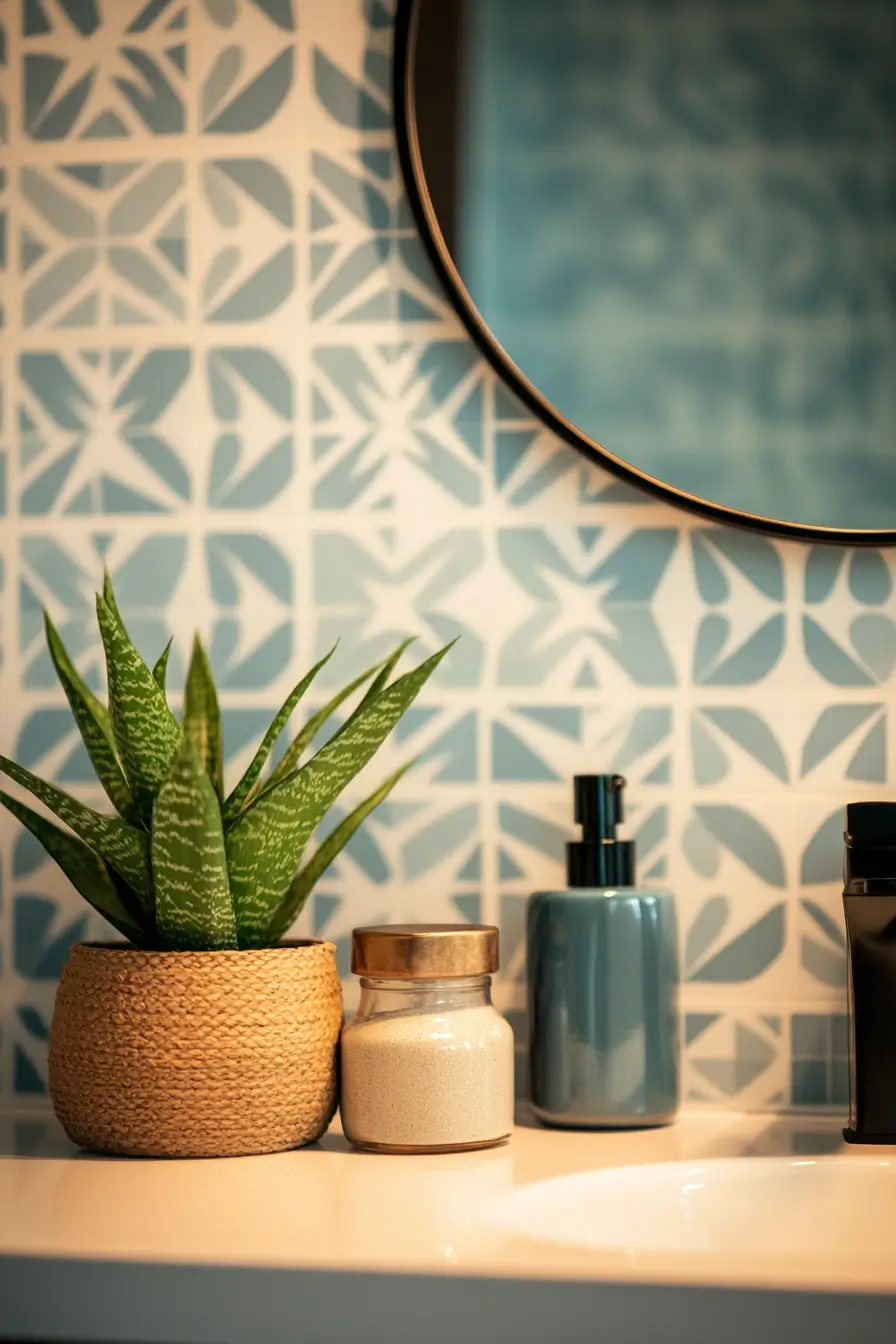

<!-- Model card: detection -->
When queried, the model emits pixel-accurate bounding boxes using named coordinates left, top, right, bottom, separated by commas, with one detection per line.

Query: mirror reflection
left=410, top=0, right=896, bottom=533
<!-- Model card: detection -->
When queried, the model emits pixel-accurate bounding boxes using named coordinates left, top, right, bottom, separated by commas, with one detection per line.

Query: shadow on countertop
left=0, top=1110, right=360, bottom=1160
left=0, top=1105, right=848, bottom=1160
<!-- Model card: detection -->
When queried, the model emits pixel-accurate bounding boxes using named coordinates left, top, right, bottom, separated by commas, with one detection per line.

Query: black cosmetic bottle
left=843, top=801, right=896, bottom=1144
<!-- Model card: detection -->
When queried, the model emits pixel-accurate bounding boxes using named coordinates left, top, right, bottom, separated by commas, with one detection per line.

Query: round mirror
left=395, top=0, right=896, bottom=543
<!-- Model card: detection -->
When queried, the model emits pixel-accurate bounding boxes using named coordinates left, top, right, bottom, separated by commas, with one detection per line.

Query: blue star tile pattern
left=17, top=348, right=194, bottom=514
left=495, top=526, right=680, bottom=688
left=312, top=529, right=486, bottom=687
left=19, top=161, right=189, bottom=328
left=22, top=0, right=189, bottom=142
left=310, top=340, right=486, bottom=510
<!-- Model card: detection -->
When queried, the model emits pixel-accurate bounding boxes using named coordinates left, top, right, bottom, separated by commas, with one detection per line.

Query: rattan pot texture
left=49, top=940, right=343, bottom=1158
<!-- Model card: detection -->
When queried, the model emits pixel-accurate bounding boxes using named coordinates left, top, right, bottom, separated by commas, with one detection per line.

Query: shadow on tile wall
left=0, top=0, right=892, bottom=1115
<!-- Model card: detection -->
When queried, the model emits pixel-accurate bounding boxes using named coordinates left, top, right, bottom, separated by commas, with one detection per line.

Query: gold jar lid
left=351, top=924, right=499, bottom=980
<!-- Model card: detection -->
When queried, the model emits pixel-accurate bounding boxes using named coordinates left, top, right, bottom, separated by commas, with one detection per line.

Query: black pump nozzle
left=567, top=774, right=636, bottom=888
left=574, top=773, right=624, bottom=837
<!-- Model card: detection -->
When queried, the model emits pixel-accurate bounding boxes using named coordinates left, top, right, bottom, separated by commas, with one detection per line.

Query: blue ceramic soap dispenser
left=527, top=774, right=679, bottom=1128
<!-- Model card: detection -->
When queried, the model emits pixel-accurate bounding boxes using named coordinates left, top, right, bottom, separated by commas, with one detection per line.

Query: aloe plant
left=0, top=575, right=453, bottom=951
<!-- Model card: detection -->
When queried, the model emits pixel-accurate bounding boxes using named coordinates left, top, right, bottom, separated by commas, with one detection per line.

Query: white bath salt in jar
left=340, top=924, right=515, bottom=1154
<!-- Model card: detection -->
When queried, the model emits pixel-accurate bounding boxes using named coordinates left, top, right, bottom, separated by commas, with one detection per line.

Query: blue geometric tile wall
left=790, top=1015, right=850, bottom=1111
left=0, top=0, right=893, bottom=1113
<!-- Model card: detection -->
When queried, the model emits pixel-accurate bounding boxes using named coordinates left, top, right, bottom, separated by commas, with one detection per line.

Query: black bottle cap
left=566, top=774, right=636, bottom=888
left=846, top=802, right=896, bottom=846
left=844, top=802, right=896, bottom=883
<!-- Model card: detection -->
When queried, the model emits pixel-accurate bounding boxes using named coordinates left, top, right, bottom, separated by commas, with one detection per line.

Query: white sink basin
left=489, top=1156, right=896, bottom=1267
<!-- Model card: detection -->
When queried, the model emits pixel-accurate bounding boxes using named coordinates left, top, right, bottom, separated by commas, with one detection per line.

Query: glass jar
left=340, top=924, right=515, bottom=1154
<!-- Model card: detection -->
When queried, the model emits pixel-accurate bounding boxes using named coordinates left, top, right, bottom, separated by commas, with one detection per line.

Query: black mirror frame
left=393, top=0, right=896, bottom=547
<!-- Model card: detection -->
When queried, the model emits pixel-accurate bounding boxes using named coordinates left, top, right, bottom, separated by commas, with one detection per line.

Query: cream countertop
left=0, top=1107, right=887, bottom=1286
left=1, top=1107, right=894, bottom=1344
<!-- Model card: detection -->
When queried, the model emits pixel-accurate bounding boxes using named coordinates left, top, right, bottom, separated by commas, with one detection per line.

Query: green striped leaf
left=44, top=612, right=141, bottom=827
left=0, top=756, right=152, bottom=899
left=0, top=790, right=149, bottom=945
left=96, top=595, right=181, bottom=823
left=227, top=640, right=455, bottom=946
left=222, top=644, right=337, bottom=828
left=152, top=639, right=173, bottom=694
left=345, top=637, right=415, bottom=724
left=266, top=758, right=417, bottom=944
left=182, top=637, right=224, bottom=802
left=102, top=570, right=128, bottom=633
left=152, top=740, right=237, bottom=951
left=262, top=655, right=387, bottom=795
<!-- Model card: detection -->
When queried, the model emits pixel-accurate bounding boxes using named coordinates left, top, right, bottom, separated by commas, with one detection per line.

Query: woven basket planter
left=48, top=940, right=343, bottom=1158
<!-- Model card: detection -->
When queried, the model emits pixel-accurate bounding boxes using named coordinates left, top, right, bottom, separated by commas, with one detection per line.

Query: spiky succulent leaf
left=0, top=756, right=152, bottom=899
left=345, top=637, right=415, bottom=724
left=227, top=640, right=455, bottom=945
left=265, top=759, right=417, bottom=945
left=96, top=595, right=180, bottom=822
left=182, top=636, right=224, bottom=801
left=43, top=612, right=140, bottom=827
left=261, top=656, right=388, bottom=796
left=0, top=790, right=149, bottom=944
left=152, top=739, right=237, bottom=950
left=222, top=644, right=337, bottom=828
left=152, top=639, right=173, bottom=694
left=102, top=570, right=127, bottom=632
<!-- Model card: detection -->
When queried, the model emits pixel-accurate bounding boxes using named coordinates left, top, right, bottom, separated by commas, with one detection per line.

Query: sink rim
left=505, top=1152, right=896, bottom=1192
left=485, top=1153, right=896, bottom=1285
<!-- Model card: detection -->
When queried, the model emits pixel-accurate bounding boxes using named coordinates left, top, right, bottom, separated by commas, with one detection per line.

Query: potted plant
left=0, top=575, right=451, bottom=1158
